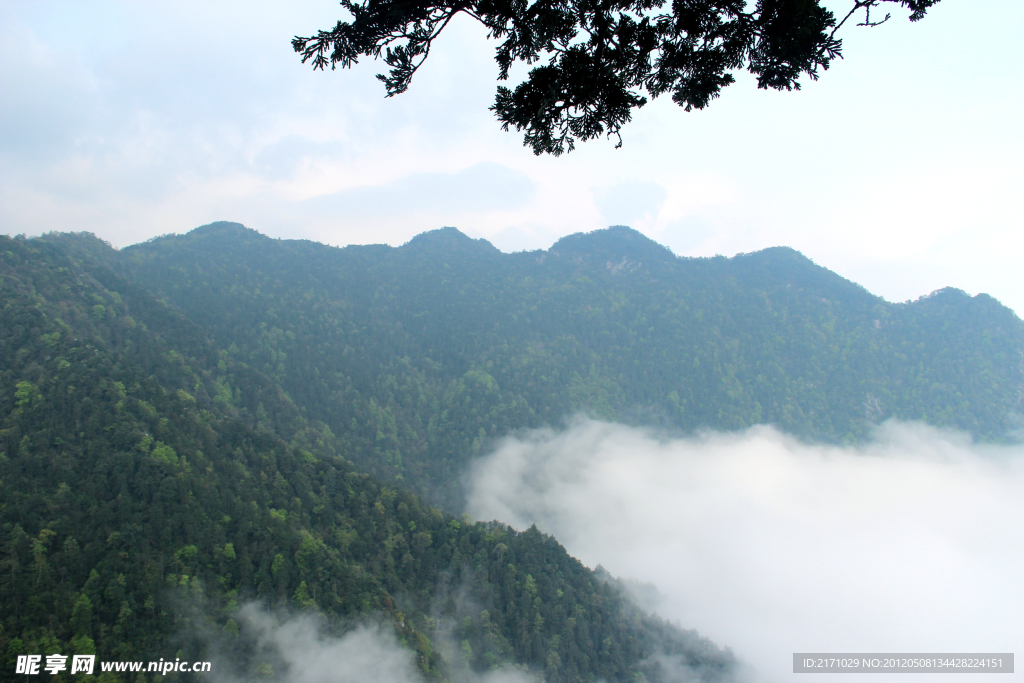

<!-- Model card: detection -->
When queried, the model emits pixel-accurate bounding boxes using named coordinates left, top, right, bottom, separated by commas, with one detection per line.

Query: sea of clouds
left=465, top=418, right=1024, bottom=683
left=203, top=418, right=1021, bottom=682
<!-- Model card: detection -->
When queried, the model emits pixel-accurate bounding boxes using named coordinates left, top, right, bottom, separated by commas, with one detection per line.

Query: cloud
left=465, top=418, right=1024, bottom=683
left=223, top=606, right=422, bottom=683
left=0, top=18, right=101, bottom=161
left=213, top=604, right=539, bottom=683
left=301, top=162, right=536, bottom=219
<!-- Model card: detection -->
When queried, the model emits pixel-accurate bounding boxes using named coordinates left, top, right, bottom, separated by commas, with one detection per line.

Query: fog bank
left=212, top=607, right=420, bottom=683
left=212, top=605, right=538, bottom=683
left=466, top=419, right=1024, bottom=682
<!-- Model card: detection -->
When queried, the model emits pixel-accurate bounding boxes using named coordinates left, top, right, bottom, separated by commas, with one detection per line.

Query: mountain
left=6, top=222, right=1022, bottom=681
left=0, top=234, right=735, bottom=682
left=45, top=223, right=1024, bottom=505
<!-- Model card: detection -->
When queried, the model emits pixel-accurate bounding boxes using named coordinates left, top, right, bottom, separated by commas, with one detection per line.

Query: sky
left=1, top=0, right=1021, bottom=316
left=466, top=418, right=1024, bottom=683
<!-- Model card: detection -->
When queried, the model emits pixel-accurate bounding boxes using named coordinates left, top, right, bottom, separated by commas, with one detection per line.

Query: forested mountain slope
left=45, top=223, right=1024, bottom=504
left=0, top=235, right=736, bottom=682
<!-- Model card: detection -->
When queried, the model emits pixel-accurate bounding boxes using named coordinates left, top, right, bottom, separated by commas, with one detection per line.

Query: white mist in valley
left=220, top=607, right=421, bottom=683
left=214, top=605, right=539, bottom=683
left=465, top=418, right=1024, bottom=682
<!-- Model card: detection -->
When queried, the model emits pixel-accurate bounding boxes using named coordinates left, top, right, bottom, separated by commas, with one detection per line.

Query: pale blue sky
left=2, top=1, right=1021, bottom=315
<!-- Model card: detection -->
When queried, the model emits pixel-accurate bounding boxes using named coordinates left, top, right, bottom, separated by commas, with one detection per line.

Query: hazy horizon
left=2, top=1, right=1022, bottom=315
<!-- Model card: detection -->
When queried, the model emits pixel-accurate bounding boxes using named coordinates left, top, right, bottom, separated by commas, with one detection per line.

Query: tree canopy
left=0, top=233, right=736, bottom=682
left=6, top=224, right=1020, bottom=678
left=293, top=0, right=940, bottom=154
left=46, top=223, right=1024, bottom=507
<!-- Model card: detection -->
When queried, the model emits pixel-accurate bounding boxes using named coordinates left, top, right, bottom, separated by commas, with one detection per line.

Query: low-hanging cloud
left=212, top=604, right=539, bottom=683
left=214, top=606, right=422, bottom=683
left=465, top=418, right=1024, bottom=683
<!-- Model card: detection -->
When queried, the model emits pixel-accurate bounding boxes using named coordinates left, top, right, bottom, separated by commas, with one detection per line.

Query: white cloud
left=225, top=607, right=423, bottom=683
left=220, top=605, right=540, bottom=683
left=466, top=418, right=1024, bottom=683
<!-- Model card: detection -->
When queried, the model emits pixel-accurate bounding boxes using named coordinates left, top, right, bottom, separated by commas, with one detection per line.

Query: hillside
left=44, top=223, right=1024, bottom=504
left=0, top=235, right=736, bottom=682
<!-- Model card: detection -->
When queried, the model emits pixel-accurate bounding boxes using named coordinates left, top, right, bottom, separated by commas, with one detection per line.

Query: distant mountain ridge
left=549, top=225, right=677, bottom=264
left=44, top=223, right=1024, bottom=504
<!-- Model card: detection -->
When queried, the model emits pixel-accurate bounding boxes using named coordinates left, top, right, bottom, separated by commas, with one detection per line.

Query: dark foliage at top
left=294, top=0, right=940, bottom=154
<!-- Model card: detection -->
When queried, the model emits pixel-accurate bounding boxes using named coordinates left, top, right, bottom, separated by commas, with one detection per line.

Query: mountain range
left=2, top=222, right=1021, bottom=681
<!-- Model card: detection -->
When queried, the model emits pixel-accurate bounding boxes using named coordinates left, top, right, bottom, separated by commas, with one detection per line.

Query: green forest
left=46, top=222, right=1024, bottom=502
left=2, top=223, right=1022, bottom=681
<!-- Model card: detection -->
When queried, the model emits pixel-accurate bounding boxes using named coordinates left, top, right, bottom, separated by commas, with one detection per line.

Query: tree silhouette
left=294, top=0, right=939, bottom=155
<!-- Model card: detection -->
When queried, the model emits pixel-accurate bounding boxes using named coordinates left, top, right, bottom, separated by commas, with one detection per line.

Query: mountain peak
left=401, top=227, right=499, bottom=254
left=730, top=246, right=875, bottom=306
left=549, top=226, right=675, bottom=263
left=187, top=221, right=262, bottom=239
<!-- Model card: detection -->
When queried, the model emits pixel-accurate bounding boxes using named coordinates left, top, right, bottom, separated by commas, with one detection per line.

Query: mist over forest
left=467, top=418, right=1024, bottom=683
left=2, top=223, right=1021, bottom=682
